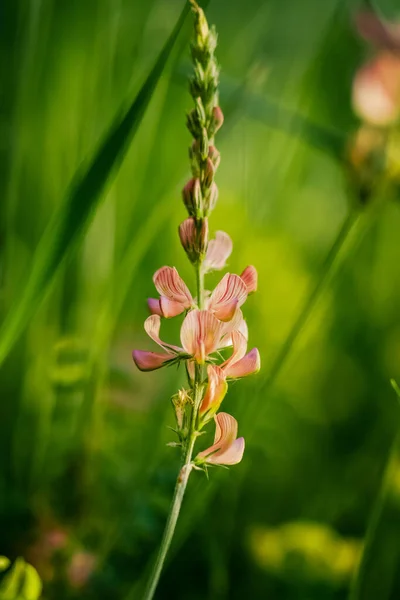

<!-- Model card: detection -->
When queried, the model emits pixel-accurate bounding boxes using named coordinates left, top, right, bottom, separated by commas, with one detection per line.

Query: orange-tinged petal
left=180, top=310, right=224, bottom=363
left=160, top=297, right=186, bottom=318
left=204, top=231, right=233, bottom=271
left=132, top=350, right=173, bottom=371
left=220, top=310, right=248, bottom=348
left=200, top=365, right=228, bottom=415
left=206, top=437, right=245, bottom=465
left=223, top=347, right=261, bottom=379
left=153, top=266, right=193, bottom=311
left=240, top=265, right=258, bottom=294
left=197, top=413, right=244, bottom=466
left=209, top=273, right=247, bottom=321
left=221, top=330, right=247, bottom=369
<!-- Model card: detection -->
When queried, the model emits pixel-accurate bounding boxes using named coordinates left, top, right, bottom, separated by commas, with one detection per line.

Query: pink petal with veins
left=197, top=412, right=244, bottom=466
left=180, top=310, right=224, bottom=363
left=153, top=267, right=193, bottom=314
left=223, top=347, right=261, bottom=379
left=132, top=350, right=173, bottom=371
left=208, top=274, right=248, bottom=321
left=220, top=311, right=248, bottom=348
left=204, top=231, right=233, bottom=271
left=160, top=296, right=186, bottom=318
left=207, top=437, right=245, bottom=465
left=240, top=265, right=258, bottom=293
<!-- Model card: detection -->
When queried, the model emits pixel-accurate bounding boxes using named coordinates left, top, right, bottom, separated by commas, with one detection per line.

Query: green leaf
left=0, top=0, right=191, bottom=367
left=0, top=558, right=42, bottom=600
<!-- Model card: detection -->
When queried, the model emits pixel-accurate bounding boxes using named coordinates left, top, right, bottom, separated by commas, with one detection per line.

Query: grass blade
left=0, top=0, right=191, bottom=367
left=349, top=381, right=400, bottom=600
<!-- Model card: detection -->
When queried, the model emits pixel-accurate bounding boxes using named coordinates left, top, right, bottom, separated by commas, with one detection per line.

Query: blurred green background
left=1, top=0, right=400, bottom=598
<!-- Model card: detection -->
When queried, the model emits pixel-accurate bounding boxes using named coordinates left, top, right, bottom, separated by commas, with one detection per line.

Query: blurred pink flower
left=67, top=552, right=97, bottom=589
left=353, top=11, right=400, bottom=126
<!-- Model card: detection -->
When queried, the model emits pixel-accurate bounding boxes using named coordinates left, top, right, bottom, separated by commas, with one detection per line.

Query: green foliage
left=0, top=557, right=42, bottom=600
left=1, top=0, right=400, bottom=599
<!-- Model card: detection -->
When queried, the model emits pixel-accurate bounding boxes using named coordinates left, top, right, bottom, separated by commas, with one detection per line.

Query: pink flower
left=353, top=11, right=400, bottom=126
left=68, top=552, right=97, bottom=589
left=148, top=267, right=194, bottom=318
left=180, top=309, right=225, bottom=363
left=133, top=310, right=226, bottom=371
left=196, top=412, right=245, bottom=466
left=221, top=330, right=260, bottom=378
left=204, top=231, right=233, bottom=271
left=199, top=365, right=228, bottom=416
left=207, top=273, right=248, bottom=321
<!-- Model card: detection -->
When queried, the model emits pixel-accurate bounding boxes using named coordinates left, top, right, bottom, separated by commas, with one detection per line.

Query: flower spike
left=132, top=6, right=260, bottom=596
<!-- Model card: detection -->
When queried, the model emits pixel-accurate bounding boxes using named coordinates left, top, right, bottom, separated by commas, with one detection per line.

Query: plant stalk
left=142, top=262, right=204, bottom=600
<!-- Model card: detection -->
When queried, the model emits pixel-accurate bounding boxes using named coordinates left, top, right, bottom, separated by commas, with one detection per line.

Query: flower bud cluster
left=180, top=1, right=224, bottom=265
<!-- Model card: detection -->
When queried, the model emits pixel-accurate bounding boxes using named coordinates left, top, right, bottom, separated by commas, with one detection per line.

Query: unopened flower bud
left=187, top=109, right=201, bottom=138
left=208, top=145, right=220, bottom=170
left=204, top=157, right=215, bottom=187
left=210, top=106, right=224, bottom=136
left=179, top=217, right=208, bottom=263
left=203, top=182, right=218, bottom=215
left=193, top=5, right=209, bottom=43
left=200, top=128, right=209, bottom=160
left=182, top=178, right=202, bottom=216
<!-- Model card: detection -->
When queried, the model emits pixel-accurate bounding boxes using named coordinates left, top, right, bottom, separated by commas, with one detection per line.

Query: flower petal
left=209, top=274, right=248, bottom=321
left=223, top=347, right=261, bottom=379
left=197, top=412, right=239, bottom=460
left=144, top=315, right=182, bottom=353
left=159, top=297, right=186, bottom=318
left=204, top=231, right=233, bottom=271
left=207, top=437, right=245, bottom=465
left=147, top=298, right=162, bottom=316
left=352, top=54, right=400, bottom=126
left=180, top=310, right=224, bottom=363
left=132, top=350, right=173, bottom=372
left=221, top=330, right=248, bottom=370
left=153, top=266, right=193, bottom=312
left=200, top=365, right=228, bottom=416
left=220, top=311, right=248, bottom=348
left=240, top=265, right=258, bottom=294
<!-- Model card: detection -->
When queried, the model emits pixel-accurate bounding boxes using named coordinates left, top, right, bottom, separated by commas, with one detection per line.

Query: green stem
left=141, top=431, right=197, bottom=600
left=142, top=262, right=204, bottom=600
left=348, top=430, right=400, bottom=600
left=196, top=261, right=204, bottom=309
